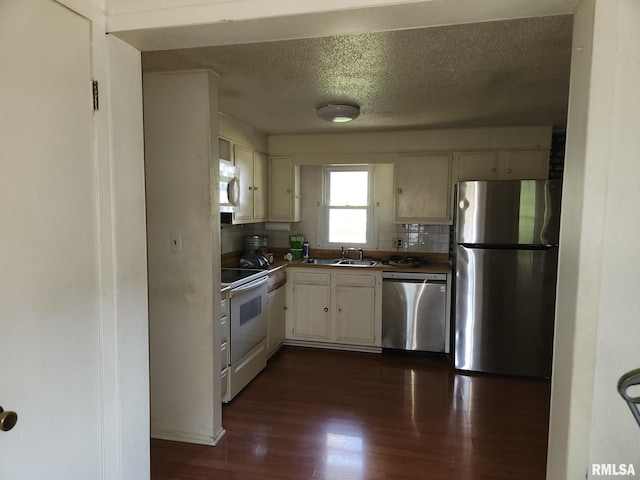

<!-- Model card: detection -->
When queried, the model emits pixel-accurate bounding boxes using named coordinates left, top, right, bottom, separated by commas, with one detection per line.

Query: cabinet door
left=252, top=151, right=268, bottom=221
left=234, top=144, right=254, bottom=222
left=269, top=155, right=300, bottom=222
left=456, top=151, right=499, bottom=181
left=292, top=283, right=331, bottom=341
left=500, top=150, right=549, bottom=180
left=394, top=153, right=453, bottom=224
left=334, top=285, right=376, bottom=345
left=219, top=137, right=232, bottom=163
left=267, top=286, right=286, bottom=357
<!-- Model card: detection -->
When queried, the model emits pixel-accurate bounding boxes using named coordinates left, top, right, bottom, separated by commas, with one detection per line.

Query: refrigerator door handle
left=459, top=243, right=557, bottom=251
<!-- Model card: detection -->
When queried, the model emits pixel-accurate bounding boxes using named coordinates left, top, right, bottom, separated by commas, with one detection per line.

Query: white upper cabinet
left=233, top=144, right=268, bottom=223
left=393, top=153, right=453, bottom=225
left=456, top=149, right=549, bottom=182
left=252, top=151, right=268, bottom=220
left=219, top=137, right=232, bottom=163
left=456, top=151, right=501, bottom=181
left=500, top=150, right=549, bottom=180
left=269, top=155, right=300, bottom=222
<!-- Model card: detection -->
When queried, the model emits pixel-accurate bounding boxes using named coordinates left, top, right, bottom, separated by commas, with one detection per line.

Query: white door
left=0, top=1, right=104, bottom=478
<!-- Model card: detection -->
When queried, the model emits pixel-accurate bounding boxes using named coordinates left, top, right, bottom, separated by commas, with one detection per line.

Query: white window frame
left=322, top=165, right=375, bottom=249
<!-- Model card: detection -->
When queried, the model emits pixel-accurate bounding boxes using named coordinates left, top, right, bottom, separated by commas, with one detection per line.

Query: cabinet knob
left=491, top=168, right=497, bottom=173
left=248, top=186, right=253, bottom=191
left=397, top=188, right=403, bottom=194
left=0, top=406, right=18, bottom=432
left=286, top=188, right=291, bottom=194
left=253, top=186, right=259, bottom=191
left=324, top=307, right=328, bottom=312
left=506, top=168, right=512, bottom=173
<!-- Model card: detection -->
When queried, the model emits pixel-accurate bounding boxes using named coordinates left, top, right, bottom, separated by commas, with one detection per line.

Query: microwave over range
left=219, top=161, right=239, bottom=213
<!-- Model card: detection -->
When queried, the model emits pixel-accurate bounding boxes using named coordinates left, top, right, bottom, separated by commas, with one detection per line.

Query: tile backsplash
left=378, top=223, right=451, bottom=253
left=221, top=221, right=450, bottom=255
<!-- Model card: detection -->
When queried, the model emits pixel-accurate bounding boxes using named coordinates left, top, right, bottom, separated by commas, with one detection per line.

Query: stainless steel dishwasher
left=382, top=271, right=447, bottom=352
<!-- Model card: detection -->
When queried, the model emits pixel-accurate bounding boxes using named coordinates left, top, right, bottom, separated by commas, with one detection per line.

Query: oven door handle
left=229, top=276, right=268, bottom=297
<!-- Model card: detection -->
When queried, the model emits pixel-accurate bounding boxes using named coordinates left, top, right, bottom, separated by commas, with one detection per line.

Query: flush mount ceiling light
left=317, top=104, right=360, bottom=123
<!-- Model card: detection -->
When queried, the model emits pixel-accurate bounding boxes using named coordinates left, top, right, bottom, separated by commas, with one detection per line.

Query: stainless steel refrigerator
left=454, top=179, right=562, bottom=378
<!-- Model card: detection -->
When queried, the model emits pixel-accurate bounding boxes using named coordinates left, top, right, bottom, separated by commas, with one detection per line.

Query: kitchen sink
left=300, top=258, right=342, bottom=265
left=299, top=258, right=378, bottom=266
left=336, top=259, right=378, bottom=266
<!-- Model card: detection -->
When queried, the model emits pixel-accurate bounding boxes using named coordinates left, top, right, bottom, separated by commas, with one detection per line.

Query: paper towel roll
left=264, top=222, right=291, bottom=231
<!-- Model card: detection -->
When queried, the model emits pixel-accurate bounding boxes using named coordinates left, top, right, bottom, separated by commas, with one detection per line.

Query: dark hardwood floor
left=151, top=346, right=551, bottom=479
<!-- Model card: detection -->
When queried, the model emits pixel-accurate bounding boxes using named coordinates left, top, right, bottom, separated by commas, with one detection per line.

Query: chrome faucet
left=340, top=247, right=365, bottom=261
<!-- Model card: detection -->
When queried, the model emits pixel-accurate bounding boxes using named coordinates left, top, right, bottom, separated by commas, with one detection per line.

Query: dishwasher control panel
left=382, top=271, right=446, bottom=282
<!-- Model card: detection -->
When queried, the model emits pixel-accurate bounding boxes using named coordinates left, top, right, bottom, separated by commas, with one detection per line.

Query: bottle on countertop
left=302, top=241, right=310, bottom=259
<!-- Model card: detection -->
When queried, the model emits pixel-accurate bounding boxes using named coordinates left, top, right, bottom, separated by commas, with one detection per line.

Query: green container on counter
left=290, top=234, right=304, bottom=259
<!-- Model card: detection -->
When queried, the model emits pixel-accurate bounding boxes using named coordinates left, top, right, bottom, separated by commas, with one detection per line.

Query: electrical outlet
left=394, top=237, right=403, bottom=248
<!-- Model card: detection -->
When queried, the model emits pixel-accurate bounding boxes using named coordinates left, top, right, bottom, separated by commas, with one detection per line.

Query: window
left=324, top=166, right=374, bottom=247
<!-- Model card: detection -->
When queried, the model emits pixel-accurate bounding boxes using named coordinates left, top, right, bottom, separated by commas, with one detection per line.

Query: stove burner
left=387, top=256, right=435, bottom=267
left=221, top=268, right=267, bottom=287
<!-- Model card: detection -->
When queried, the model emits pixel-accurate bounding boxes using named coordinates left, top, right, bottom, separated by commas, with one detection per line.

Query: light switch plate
left=170, top=232, right=182, bottom=252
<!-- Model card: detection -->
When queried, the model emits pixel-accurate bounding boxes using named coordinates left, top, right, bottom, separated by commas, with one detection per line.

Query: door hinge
left=92, top=81, right=99, bottom=111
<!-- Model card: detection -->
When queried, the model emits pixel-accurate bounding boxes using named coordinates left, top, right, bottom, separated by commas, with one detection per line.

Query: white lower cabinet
left=286, top=268, right=382, bottom=350
left=334, top=273, right=377, bottom=345
left=267, top=285, right=286, bottom=357
left=290, top=271, right=331, bottom=341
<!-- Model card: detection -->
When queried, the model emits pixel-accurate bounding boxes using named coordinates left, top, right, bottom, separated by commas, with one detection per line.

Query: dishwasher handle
left=382, top=277, right=446, bottom=285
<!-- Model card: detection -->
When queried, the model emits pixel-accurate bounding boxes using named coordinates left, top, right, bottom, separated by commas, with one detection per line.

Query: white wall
left=587, top=0, right=640, bottom=468
left=219, top=113, right=268, bottom=153
left=548, top=1, right=640, bottom=478
left=144, top=70, right=224, bottom=445
left=269, top=126, right=551, bottom=158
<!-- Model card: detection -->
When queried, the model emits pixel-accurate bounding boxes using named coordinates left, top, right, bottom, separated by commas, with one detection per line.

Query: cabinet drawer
left=291, top=271, right=331, bottom=285
left=335, top=273, right=376, bottom=288
left=220, top=315, right=227, bottom=343
left=221, top=341, right=229, bottom=369
left=268, top=268, right=287, bottom=292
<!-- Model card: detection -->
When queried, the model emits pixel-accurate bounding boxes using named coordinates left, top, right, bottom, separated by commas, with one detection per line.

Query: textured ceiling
left=142, top=15, right=573, bottom=135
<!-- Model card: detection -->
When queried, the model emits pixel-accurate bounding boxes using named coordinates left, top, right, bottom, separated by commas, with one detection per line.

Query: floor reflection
left=325, top=432, right=364, bottom=470
left=323, top=421, right=365, bottom=478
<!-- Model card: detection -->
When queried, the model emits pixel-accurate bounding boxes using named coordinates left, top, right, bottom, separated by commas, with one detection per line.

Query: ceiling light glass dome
left=317, top=104, right=360, bottom=123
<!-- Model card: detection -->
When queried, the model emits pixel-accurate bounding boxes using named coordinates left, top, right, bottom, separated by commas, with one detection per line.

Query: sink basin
left=336, top=259, right=378, bottom=266
left=300, top=258, right=378, bottom=266
left=300, top=258, right=342, bottom=265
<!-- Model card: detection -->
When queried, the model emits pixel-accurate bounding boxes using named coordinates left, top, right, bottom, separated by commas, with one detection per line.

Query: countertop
left=282, top=259, right=452, bottom=274
left=221, top=250, right=452, bottom=293
left=267, top=248, right=452, bottom=274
